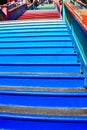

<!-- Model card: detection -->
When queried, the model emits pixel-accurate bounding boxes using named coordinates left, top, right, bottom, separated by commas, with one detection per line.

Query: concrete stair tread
left=0, top=105, right=87, bottom=117
left=0, top=86, right=87, bottom=93
left=0, top=72, right=84, bottom=78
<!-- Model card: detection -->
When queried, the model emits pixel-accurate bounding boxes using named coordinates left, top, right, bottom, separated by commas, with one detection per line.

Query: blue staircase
left=0, top=19, right=87, bottom=130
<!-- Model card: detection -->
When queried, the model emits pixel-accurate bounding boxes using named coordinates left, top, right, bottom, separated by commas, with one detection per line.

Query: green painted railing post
left=62, top=0, right=65, bottom=20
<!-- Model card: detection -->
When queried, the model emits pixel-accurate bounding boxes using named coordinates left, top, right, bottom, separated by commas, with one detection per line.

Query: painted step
left=18, top=10, right=58, bottom=13
left=19, top=13, right=58, bottom=16
left=0, top=82, right=86, bottom=107
left=0, top=22, right=66, bottom=28
left=0, top=31, right=70, bottom=37
left=0, top=42, right=73, bottom=48
left=0, top=112, right=87, bottom=130
left=19, top=14, right=58, bottom=17
left=0, top=64, right=80, bottom=73
left=37, top=7, right=55, bottom=10
left=0, top=25, right=67, bottom=31
left=0, top=86, right=87, bottom=93
left=0, top=28, right=68, bottom=33
left=0, top=22, right=66, bottom=29
left=18, top=11, right=58, bottom=15
left=13, top=12, right=58, bottom=16
left=0, top=48, right=75, bottom=55
left=0, top=19, right=65, bottom=26
left=18, top=13, right=59, bottom=20
left=22, top=11, right=58, bottom=14
left=37, top=6, right=55, bottom=9
left=0, top=24, right=67, bottom=28
left=0, top=36, right=71, bottom=42
left=0, top=74, right=84, bottom=87
left=18, top=17, right=58, bottom=20
left=0, top=55, right=78, bottom=64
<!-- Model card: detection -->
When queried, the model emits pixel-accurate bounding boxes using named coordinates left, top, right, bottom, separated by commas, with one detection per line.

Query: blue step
left=0, top=48, right=74, bottom=54
left=0, top=20, right=66, bottom=27
left=0, top=26, right=68, bottom=32
left=0, top=19, right=65, bottom=24
left=0, top=24, right=67, bottom=30
left=0, top=55, right=78, bottom=64
left=0, top=19, right=65, bottom=25
left=0, top=31, right=70, bottom=37
left=0, top=113, right=87, bottom=130
left=0, top=23, right=66, bottom=28
left=0, top=74, right=84, bottom=87
left=0, top=106, right=87, bottom=130
left=0, top=42, right=73, bottom=48
left=0, top=28, right=68, bottom=33
left=0, top=36, right=71, bottom=42
left=0, top=64, right=80, bottom=73
left=0, top=86, right=86, bottom=107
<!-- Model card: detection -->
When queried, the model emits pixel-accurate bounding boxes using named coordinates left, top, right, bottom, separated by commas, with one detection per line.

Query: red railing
left=0, top=5, right=8, bottom=20
left=53, top=0, right=62, bottom=18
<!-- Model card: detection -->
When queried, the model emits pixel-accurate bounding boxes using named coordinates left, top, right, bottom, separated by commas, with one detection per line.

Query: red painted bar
left=64, top=1, right=87, bottom=30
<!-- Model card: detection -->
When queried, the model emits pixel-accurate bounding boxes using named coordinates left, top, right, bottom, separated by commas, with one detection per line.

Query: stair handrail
left=77, top=1, right=87, bottom=9
left=8, top=4, right=27, bottom=20
left=53, top=0, right=62, bottom=18
left=64, top=1, right=87, bottom=87
left=0, top=4, right=8, bottom=20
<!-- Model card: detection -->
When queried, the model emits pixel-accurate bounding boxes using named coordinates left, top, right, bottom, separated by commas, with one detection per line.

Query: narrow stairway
left=0, top=19, right=87, bottom=129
